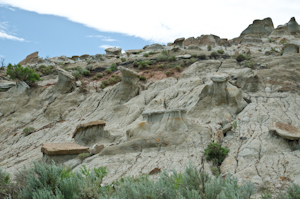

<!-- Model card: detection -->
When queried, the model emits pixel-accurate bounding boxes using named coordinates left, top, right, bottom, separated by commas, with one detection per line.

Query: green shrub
left=38, top=65, right=55, bottom=75
left=143, top=53, right=149, bottom=57
left=199, top=54, right=206, bottom=60
left=86, top=65, right=94, bottom=71
left=268, top=38, right=275, bottom=43
left=116, top=55, right=120, bottom=58
left=133, top=61, right=139, bottom=67
left=165, top=71, right=173, bottom=77
left=245, top=61, right=255, bottom=69
left=100, top=83, right=106, bottom=89
left=168, top=55, right=176, bottom=62
left=136, top=50, right=143, bottom=54
left=23, top=127, right=35, bottom=136
left=204, top=142, right=230, bottom=166
left=138, top=61, right=149, bottom=69
left=71, top=70, right=81, bottom=79
left=161, top=50, right=168, bottom=56
left=140, top=76, right=146, bottom=81
left=191, top=54, right=197, bottom=58
left=77, top=153, right=90, bottom=160
left=105, top=68, right=112, bottom=74
left=148, top=51, right=156, bottom=55
left=211, top=166, right=219, bottom=176
left=157, top=55, right=168, bottom=62
left=92, top=76, right=98, bottom=80
left=156, top=64, right=165, bottom=69
left=96, top=73, right=103, bottom=79
left=190, top=58, right=198, bottom=63
left=6, top=64, right=41, bottom=85
left=121, top=58, right=126, bottom=62
left=82, top=69, right=90, bottom=76
left=271, top=47, right=279, bottom=53
left=217, top=49, right=224, bottom=54
left=110, top=63, right=117, bottom=71
left=210, top=51, right=219, bottom=59
left=236, top=54, right=246, bottom=62
left=207, top=45, right=212, bottom=51
left=175, top=65, right=182, bottom=71
left=232, top=120, right=237, bottom=130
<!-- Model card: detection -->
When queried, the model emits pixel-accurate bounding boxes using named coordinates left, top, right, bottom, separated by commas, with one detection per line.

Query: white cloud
left=0, top=1, right=300, bottom=43
left=87, top=35, right=118, bottom=42
left=99, top=45, right=119, bottom=49
left=0, top=31, right=24, bottom=41
left=101, top=38, right=118, bottom=42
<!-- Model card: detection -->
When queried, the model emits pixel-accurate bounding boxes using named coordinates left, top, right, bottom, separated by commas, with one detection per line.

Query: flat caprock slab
left=41, top=143, right=89, bottom=156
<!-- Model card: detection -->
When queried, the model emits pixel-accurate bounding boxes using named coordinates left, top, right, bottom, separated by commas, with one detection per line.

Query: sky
left=0, top=0, right=300, bottom=65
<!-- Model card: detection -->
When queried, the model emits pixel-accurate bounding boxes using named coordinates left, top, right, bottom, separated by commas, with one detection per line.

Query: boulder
left=240, top=17, right=274, bottom=36
left=145, top=43, right=164, bottom=51
left=105, top=47, right=122, bottom=56
left=269, top=122, right=300, bottom=140
left=16, top=81, right=30, bottom=94
left=72, top=120, right=110, bottom=147
left=18, top=51, right=40, bottom=65
left=174, top=37, right=185, bottom=47
left=53, top=67, right=75, bottom=93
left=282, top=43, right=299, bottom=55
left=41, top=143, right=90, bottom=164
left=0, top=80, right=16, bottom=91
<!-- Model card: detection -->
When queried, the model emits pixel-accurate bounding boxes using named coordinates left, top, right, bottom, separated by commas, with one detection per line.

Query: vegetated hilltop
left=1, top=16, right=300, bottom=197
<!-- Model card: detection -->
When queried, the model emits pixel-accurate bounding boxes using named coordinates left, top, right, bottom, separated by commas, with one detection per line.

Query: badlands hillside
left=1, top=16, right=300, bottom=196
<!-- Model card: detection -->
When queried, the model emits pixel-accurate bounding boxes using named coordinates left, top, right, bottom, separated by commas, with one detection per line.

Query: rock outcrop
left=240, top=17, right=274, bottom=36
left=18, top=51, right=41, bottom=65
left=53, top=67, right=75, bottom=93
left=188, top=73, right=247, bottom=123
left=105, top=47, right=122, bottom=56
left=0, top=80, right=15, bottom=91
left=173, top=37, right=185, bottom=47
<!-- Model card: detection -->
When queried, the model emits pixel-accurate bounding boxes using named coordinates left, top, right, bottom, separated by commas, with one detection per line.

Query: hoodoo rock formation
left=1, top=16, right=300, bottom=196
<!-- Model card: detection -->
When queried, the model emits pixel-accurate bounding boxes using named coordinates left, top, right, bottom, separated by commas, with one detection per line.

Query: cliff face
left=1, top=17, right=300, bottom=194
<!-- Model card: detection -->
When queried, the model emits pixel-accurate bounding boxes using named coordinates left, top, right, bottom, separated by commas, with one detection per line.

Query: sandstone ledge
left=41, top=143, right=89, bottom=155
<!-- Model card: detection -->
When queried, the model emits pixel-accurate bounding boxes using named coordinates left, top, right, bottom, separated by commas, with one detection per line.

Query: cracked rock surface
left=0, top=54, right=300, bottom=194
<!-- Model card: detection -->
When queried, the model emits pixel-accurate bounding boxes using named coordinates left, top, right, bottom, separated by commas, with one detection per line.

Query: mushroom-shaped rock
left=127, top=109, right=188, bottom=139
left=282, top=43, right=299, bottom=55
left=0, top=80, right=16, bottom=91
left=53, top=67, right=75, bottom=93
left=188, top=73, right=247, bottom=123
left=105, top=47, right=122, bottom=56
left=71, top=55, right=79, bottom=61
left=79, top=54, right=90, bottom=60
left=269, top=122, right=300, bottom=140
left=117, top=66, right=140, bottom=103
left=174, top=37, right=185, bottom=47
left=72, top=120, right=112, bottom=147
left=18, top=51, right=39, bottom=65
left=240, top=17, right=274, bottom=36
left=41, top=143, right=89, bottom=164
